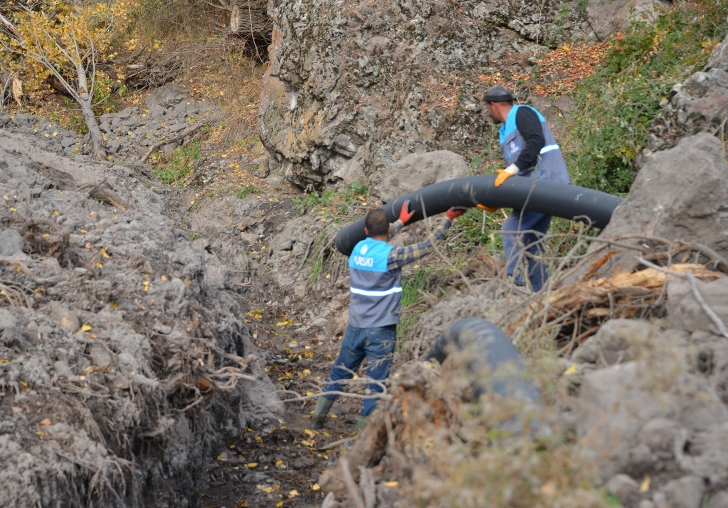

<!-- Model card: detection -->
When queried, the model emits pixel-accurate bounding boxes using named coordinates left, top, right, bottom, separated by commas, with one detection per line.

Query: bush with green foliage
left=153, top=141, right=201, bottom=185
left=566, top=0, right=728, bottom=195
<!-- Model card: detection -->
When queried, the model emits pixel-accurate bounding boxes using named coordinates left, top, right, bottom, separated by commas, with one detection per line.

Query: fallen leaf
left=563, top=364, right=577, bottom=376
left=40, top=418, right=51, bottom=425
left=81, top=324, right=92, bottom=332
left=100, top=248, right=110, bottom=258
left=288, top=489, right=299, bottom=498
left=540, top=481, right=556, bottom=496
left=639, top=475, right=651, bottom=493
left=384, top=481, right=399, bottom=488
left=304, top=429, right=315, bottom=436
left=311, top=483, right=320, bottom=491
left=246, top=462, right=258, bottom=468
left=275, top=503, right=283, bottom=508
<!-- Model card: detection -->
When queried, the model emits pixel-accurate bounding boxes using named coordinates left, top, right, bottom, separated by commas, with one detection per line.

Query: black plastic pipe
left=424, top=318, right=540, bottom=403
left=335, top=175, right=623, bottom=256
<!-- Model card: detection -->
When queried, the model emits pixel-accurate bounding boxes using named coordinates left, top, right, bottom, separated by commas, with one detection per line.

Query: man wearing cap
left=309, top=202, right=465, bottom=431
left=481, top=85, right=570, bottom=292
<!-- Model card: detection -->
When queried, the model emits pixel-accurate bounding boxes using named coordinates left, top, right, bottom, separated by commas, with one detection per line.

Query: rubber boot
left=356, top=415, right=369, bottom=431
left=309, top=397, right=334, bottom=430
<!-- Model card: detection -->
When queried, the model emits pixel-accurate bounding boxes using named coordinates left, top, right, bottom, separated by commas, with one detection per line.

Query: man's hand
left=477, top=204, right=499, bottom=213
left=495, top=164, right=519, bottom=187
left=446, top=207, right=466, bottom=220
left=398, top=200, right=415, bottom=224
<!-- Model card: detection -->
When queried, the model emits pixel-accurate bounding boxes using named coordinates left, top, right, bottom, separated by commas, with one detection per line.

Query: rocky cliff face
left=258, top=0, right=595, bottom=189
left=259, top=0, right=669, bottom=190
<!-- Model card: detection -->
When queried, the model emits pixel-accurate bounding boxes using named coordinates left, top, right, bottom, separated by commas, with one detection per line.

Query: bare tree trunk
left=80, top=97, right=106, bottom=159
left=74, top=61, right=106, bottom=159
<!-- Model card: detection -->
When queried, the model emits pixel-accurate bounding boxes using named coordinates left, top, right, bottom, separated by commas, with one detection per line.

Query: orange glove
left=477, top=204, right=499, bottom=213
left=398, top=200, right=415, bottom=224
left=446, top=207, right=466, bottom=220
left=495, top=164, right=520, bottom=187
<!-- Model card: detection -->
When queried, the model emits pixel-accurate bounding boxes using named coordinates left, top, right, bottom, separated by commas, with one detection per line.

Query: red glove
left=398, top=200, right=415, bottom=224
left=446, top=207, right=465, bottom=220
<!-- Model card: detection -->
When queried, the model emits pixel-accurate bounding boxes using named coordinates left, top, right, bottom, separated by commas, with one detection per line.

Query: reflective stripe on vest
left=348, top=237, right=403, bottom=328
left=498, top=105, right=570, bottom=184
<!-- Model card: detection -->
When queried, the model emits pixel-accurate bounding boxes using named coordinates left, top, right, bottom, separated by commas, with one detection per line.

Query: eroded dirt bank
left=0, top=129, right=284, bottom=507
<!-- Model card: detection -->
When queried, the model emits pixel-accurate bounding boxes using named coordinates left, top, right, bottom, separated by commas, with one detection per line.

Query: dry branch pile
left=507, top=237, right=727, bottom=351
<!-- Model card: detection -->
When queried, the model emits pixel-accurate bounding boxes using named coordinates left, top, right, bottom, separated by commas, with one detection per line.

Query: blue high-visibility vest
left=348, top=237, right=402, bottom=328
left=499, top=105, right=570, bottom=184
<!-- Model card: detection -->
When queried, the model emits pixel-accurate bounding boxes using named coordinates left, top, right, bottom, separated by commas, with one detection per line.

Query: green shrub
left=566, top=0, right=728, bottom=194
left=153, top=141, right=201, bottom=185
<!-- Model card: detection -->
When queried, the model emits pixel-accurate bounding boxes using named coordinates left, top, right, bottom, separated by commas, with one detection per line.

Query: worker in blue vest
left=310, top=203, right=465, bottom=430
left=481, top=85, right=570, bottom=292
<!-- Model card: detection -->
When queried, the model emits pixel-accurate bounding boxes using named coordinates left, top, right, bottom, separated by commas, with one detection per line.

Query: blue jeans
left=323, top=324, right=396, bottom=417
left=502, top=210, right=552, bottom=292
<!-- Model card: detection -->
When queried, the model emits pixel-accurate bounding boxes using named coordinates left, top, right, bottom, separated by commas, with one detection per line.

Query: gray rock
left=572, top=319, right=659, bottom=366
left=377, top=150, right=471, bottom=203
left=644, top=34, right=728, bottom=159
left=586, top=0, right=663, bottom=40
left=251, top=156, right=269, bottom=178
left=0, top=229, right=24, bottom=256
left=149, top=105, right=166, bottom=120
left=90, top=343, right=113, bottom=368
left=99, top=122, right=112, bottom=134
left=638, top=418, right=679, bottom=455
left=0, top=308, right=17, bottom=331
left=61, top=137, right=75, bottom=148
left=168, top=123, right=187, bottom=133
left=667, top=278, right=728, bottom=337
left=583, top=134, right=728, bottom=278
left=660, top=476, right=704, bottom=508
left=707, top=491, right=728, bottom=508
left=577, top=354, right=728, bottom=481
left=145, top=85, right=189, bottom=108
left=607, top=474, right=639, bottom=502
left=106, top=140, right=121, bottom=154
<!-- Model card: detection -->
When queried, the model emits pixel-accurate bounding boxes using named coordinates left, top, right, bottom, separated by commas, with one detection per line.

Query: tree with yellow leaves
left=0, top=1, right=135, bottom=158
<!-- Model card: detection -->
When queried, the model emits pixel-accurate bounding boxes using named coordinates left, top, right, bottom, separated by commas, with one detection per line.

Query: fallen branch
left=141, top=123, right=205, bottom=163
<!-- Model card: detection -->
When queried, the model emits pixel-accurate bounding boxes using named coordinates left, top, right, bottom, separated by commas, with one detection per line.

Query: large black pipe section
left=424, top=318, right=540, bottom=403
left=335, top=175, right=623, bottom=256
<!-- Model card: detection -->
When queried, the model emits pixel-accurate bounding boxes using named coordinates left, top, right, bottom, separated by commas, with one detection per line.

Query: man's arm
left=388, top=219, right=404, bottom=239
left=387, top=219, right=452, bottom=271
left=514, top=107, right=545, bottom=171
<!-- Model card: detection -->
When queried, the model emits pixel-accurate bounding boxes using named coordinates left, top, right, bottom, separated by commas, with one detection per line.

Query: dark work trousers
left=322, top=324, right=396, bottom=416
left=502, top=209, right=552, bottom=292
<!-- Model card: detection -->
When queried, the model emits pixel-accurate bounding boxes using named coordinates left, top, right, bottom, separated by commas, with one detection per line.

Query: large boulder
left=586, top=133, right=728, bottom=276
left=585, top=0, right=668, bottom=41
left=259, top=0, right=601, bottom=189
left=377, top=150, right=471, bottom=203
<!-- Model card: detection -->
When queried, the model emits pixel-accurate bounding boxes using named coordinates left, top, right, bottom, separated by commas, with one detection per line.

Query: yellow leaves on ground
left=288, top=489, right=299, bottom=498
left=245, top=462, right=258, bottom=468
left=640, top=475, right=651, bottom=493
left=303, top=429, right=316, bottom=436
left=384, top=481, right=399, bottom=488
left=311, top=483, right=320, bottom=491
left=563, top=364, right=578, bottom=376
left=276, top=319, right=294, bottom=327
left=80, top=324, right=92, bottom=332
left=300, top=440, right=315, bottom=447
left=257, top=483, right=279, bottom=493
left=100, top=248, right=110, bottom=258
left=275, top=459, right=287, bottom=469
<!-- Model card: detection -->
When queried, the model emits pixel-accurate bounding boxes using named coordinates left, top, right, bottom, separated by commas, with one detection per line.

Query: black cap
left=483, top=85, right=514, bottom=103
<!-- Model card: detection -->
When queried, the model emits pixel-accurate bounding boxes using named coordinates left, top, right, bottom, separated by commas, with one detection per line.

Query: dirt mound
left=0, top=130, right=282, bottom=507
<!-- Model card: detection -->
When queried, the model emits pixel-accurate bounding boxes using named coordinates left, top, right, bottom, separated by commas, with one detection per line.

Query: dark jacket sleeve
left=514, top=107, right=546, bottom=171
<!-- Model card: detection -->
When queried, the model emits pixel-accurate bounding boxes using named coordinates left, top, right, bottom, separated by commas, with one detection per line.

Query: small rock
left=0, top=229, right=24, bottom=256
left=145, top=85, right=189, bottom=108
left=58, top=311, right=80, bottom=333
left=90, top=343, right=113, bottom=368
left=61, top=137, right=75, bottom=148
left=168, top=123, right=187, bottom=133
left=607, top=474, right=639, bottom=503
left=660, top=476, right=705, bottom=508
left=106, top=140, right=121, bottom=154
